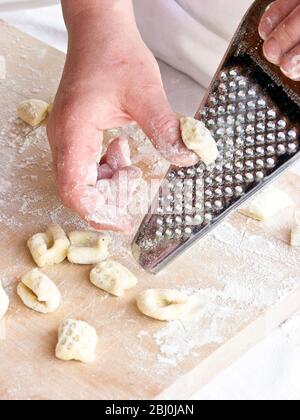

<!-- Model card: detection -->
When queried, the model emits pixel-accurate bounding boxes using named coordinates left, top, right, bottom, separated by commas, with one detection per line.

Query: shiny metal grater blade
left=132, top=0, right=300, bottom=273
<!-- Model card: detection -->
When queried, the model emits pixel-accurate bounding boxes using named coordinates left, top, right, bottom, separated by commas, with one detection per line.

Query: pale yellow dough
left=17, top=99, right=49, bottom=127
left=180, top=117, right=219, bottom=166
left=137, top=289, right=193, bottom=321
left=28, top=225, right=70, bottom=268
left=239, top=187, right=294, bottom=221
left=56, top=319, right=98, bottom=363
left=67, top=231, right=110, bottom=265
left=90, top=260, right=138, bottom=297
left=17, top=269, right=61, bottom=314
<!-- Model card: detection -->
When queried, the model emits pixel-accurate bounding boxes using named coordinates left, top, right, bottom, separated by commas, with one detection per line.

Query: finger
left=127, top=85, right=199, bottom=168
left=259, top=0, right=300, bottom=40
left=90, top=166, right=143, bottom=232
left=48, top=115, right=134, bottom=232
left=98, top=163, right=114, bottom=180
left=103, top=136, right=131, bottom=171
left=70, top=184, right=134, bottom=233
left=263, top=4, right=300, bottom=65
left=280, top=44, right=300, bottom=80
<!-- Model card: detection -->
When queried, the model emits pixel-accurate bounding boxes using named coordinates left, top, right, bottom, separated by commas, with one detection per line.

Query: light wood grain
left=0, top=21, right=299, bottom=400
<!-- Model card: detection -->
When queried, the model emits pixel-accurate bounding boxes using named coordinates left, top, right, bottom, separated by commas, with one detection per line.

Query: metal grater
left=132, top=0, right=300, bottom=273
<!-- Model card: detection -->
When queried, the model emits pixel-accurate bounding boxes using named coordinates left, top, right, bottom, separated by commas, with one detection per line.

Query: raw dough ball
left=137, top=289, right=193, bottom=321
left=28, top=225, right=70, bottom=268
left=291, top=224, right=300, bottom=247
left=67, top=231, right=110, bottom=265
left=90, top=260, right=138, bottom=297
left=17, top=268, right=61, bottom=314
left=56, top=319, right=98, bottom=363
left=239, top=187, right=294, bottom=221
left=180, top=117, right=219, bottom=166
left=0, top=281, right=9, bottom=320
left=17, top=99, right=49, bottom=127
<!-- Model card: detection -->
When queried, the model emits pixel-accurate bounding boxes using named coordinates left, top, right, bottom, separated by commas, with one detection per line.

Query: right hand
left=47, top=0, right=197, bottom=233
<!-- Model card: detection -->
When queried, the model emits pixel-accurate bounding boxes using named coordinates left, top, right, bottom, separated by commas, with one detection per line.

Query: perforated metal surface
left=132, top=1, right=300, bottom=273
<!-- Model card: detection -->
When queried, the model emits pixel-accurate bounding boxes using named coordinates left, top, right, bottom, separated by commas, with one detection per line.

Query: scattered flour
left=147, top=223, right=300, bottom=367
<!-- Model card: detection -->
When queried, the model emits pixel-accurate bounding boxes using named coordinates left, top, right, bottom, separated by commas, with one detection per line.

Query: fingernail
left=259, top=27, right=267, bottom=41
left=263, top=38, right=282, bottom=64
left=265, top=2, right=274, bottom=12
left=281, top=55, right=300, bottom=80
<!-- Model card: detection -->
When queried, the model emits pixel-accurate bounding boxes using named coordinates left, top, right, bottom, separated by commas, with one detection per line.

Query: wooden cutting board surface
left=0, top=21, right=300, bottom=400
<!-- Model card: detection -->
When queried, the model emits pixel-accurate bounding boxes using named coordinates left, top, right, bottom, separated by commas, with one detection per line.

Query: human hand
left=259, top=0, right=300, bottom=80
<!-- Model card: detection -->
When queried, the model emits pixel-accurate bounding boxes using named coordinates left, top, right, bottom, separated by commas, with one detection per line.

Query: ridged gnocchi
left=56, top=319, right=98, bottom=363
left=90, top=260, right=138, bottom=297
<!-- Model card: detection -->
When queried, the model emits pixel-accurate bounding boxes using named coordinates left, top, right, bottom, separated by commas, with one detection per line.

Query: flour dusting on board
left=144, top=222, right=300, bottom=367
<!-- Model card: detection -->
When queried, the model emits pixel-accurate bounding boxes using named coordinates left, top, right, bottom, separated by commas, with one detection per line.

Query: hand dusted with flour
left=47, top=0, right=197, bottom=232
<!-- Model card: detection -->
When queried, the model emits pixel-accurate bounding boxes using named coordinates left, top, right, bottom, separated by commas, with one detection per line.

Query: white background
left=0, top=3, right=299, bottom=400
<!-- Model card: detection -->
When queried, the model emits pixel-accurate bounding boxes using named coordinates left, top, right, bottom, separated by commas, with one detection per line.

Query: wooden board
left=0, top=21, right=300, bottom=400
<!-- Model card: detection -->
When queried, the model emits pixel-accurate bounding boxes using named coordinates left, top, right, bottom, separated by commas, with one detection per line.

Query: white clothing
left=0, top=0, right=253, bottom=86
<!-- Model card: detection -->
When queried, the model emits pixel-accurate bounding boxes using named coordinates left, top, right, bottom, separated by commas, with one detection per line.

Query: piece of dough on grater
left=239, top=187, right=294, bottom=221
left=180, top=117, right=219, bottom=166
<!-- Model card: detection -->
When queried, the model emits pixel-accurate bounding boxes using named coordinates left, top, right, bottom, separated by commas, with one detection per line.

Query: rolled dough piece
left=28, top=225, right=70, bottom=268
left=67, top=231, right=110, bottom=265
left=137, top=289, right=193, bottom=321
left=239, top=187, right=295, bottom=221
left=90, top=260, right=138, bottom=297
left=291, top=225, right=300, bottom=247
left=17, top=268, right=61, bottom=314
left=180, top=117, right=219, bottom=165
left=56, top=319, right=98, bottom=363
left=0, top=281, right=9, bottom=320
left=17, top=99, right=49, bottom=127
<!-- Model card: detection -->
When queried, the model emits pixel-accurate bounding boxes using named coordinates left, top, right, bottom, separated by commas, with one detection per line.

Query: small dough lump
left=90, top=260, right=138, bottom=297
left=28, top=225, right=70, bottom=268
left=0, top=281, right=9, bottom=320
left=56, top=319, right=98, bottom=363
left=17, top=99, right=49, bottom=127
left=137, top=289, right=193, bottom=321
left=180, top=117, right=219, bottom=166
left=291, top=224, right=300, bottom=247
left=239, top=187, right=294, bottom=221
left=17, top=268, right=61, bottom=314
left=67, top=231, right=110, bottom=265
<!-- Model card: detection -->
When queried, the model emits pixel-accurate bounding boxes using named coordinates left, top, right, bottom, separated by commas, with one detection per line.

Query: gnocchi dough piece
left=17, top=268, right=61, bottom=314
left=17, top=99, right=49, bottom=127
left=56, top=319, right=98, bottom=363
left=67, top=231, right=110, bottom=265
left=180, top=117, right=219, bottom=166
left=0, top=282, right=9, bottom=320
left=239, top=187, right=294, bottom=221
left=291, top=225, right=300, bottom=247
left=137, top=289, right=193, bottom=321
left=28, top=225, right=70, bottom=268
left=90, top=260, right=138, bottom=297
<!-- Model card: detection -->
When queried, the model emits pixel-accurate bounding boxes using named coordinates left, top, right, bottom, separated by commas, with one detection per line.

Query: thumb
left=127, top=85, right=199, bottom=168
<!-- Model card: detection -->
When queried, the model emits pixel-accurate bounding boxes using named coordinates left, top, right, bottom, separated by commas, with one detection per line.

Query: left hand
left=259, top=0, right=300, bottom=81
